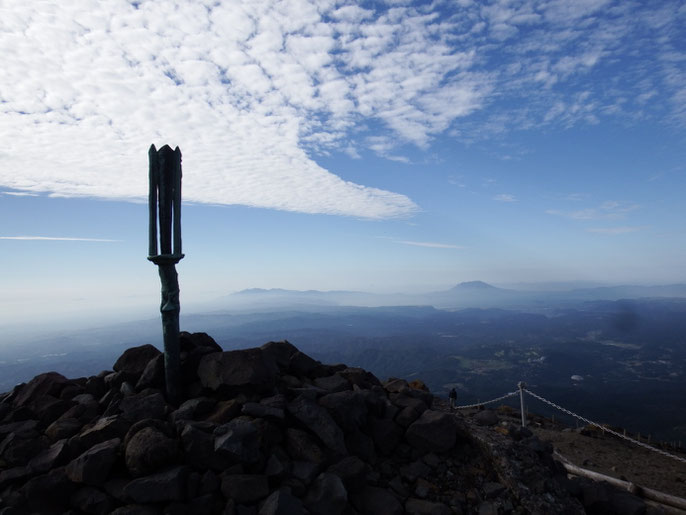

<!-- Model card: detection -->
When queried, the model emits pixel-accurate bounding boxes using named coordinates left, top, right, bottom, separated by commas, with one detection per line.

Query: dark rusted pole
left=148, top=144, right=184, bottom=405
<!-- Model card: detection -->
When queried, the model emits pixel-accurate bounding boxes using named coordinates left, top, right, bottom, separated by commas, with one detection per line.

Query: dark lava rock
left=125, top=426, right=178, bottom=477
left=123, top=465, right=189, bottom=503
left=303, top=472, right=348, bottom=515
left=258, top=489, right=305, bottom=515
left=135, top=353, right=165, bottom=391
left=71, top=485, right=116, bottom=515
left=119, top=392, right=167, bottom=423
left=405, top=410, right=458, bottom=453
left=405, top=497, right=453, bottom=515
left=473, top=409, right=499, bottom=427
left=215, top=418, right=262, bottom=464
left=11, top=372, right=70, bottom=409
left=21, top=466, right=77, bottom=513
left=287, top=395, right=347, bottom=455
left=113, top=344, right=162, bottom=377
left=220, top=473, right=269, bottom=504
left=0, top=334, right=596, bottom=515
left=65, top=437, right=121, bottom=485
left=198, top=348, right=278, bottom=392
left=351, top=485, right=404, bottom=515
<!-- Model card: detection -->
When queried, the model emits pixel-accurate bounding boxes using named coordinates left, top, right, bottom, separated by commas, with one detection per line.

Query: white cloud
left=1, top=0, right=684, bottom=219
left=1, top=191, right=38, bottom=197
left=494, top=193, right=517, bottom=202
left=586, top=226, right=642, bottom=234
left=396, top=240, right=464, bottom=249
left=586, top=226, right=641, bottom=235
left=0, top=236, right=121, bottom=242
left=547, top=200, right=639, bottom=220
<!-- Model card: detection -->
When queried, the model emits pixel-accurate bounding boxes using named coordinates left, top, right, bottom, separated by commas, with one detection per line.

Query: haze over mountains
left=3, top=281, right=686, bottom=442
left=211, top=281, right=686, bottom=312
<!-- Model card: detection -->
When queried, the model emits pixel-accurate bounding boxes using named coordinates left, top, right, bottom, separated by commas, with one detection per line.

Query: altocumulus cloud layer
left=0, top=0, right=684, bottom=218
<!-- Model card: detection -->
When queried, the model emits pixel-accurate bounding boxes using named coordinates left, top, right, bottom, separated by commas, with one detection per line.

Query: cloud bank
left=0, top=0, right=683, bottom=217
left=0, top=236, right=121, bottom=242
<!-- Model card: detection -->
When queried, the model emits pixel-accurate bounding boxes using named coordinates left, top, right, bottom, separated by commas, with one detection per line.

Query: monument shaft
left=148, top=144, right=184, bottom=405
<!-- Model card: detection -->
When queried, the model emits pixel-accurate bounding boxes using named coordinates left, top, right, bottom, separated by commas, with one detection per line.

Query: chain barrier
left=453, top=390, right=519, bottom=410
left=523, top=387, right=686, bottom=465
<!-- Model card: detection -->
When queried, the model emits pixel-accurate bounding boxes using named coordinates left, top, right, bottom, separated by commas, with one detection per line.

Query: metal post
left=518, top=381, right=526, bottom=428
left=148, top=144, right=184, bottom=405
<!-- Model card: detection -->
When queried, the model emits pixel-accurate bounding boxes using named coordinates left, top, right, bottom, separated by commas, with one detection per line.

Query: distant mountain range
left=210, top=281, right=686, bottom=312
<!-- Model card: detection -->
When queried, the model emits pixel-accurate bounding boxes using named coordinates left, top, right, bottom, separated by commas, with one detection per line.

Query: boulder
left=350, top=485, right=403, bottom=515
left=405, top=410, right=458, bottom=453
left=383, top=378, right=409, bottom=393
left=179, top=332, right=223, bottom=386
left=198, top=348, right=278, bottom=392
left=405, top=498, right=453, bottom=515
left=314, top=373, right=351, bottom=393
left=327, top=456, right=367, bottom=492
left=119, top=392, right=167, bottom=423
left=260, top=340, right=300, bottom=370
left=205, top=399, right=243, bottom=424
left=22, top=466, right=77, bottom=513
left=171, top=396, right=216, bottom=423
left=71, top=485, right=115, bottom=515
left=337, top=368, right=382, bottom=389
left=370, top=416, right=403, bottom=455
left=29, top=438, right=69, bottom=473
left=45, top=417, right=83, bottom=441
left=181, top=423, right=220, bottom=470
left=32, top=394, right=72, bottom=426
left=110, top=506, right=159, bottom=515
left=125, top=426, right=178, bottom=477
left=179, top=331, right=222, bottom=356
left=113, top=344, right=161, bottom=377
left=345, top=430, right=376, bottom=464
left=473, top=409, right=499, bottom=427
left=259, top=489, right=305, bottom=515
left=287, top=396, right=346, bottom=455
left=65, top=437, right=121, bottom=485
left=319, top=390, right=368, bottom=433
left=304, top=472, right=348, bottom=515
left=215, top=418, right=262, bottom=464
left=400, top=460, right=431, bottom=483
left=289, top=351, right=321, bottom=376
left=291, top=460, right=320, bottom=484
left=135, top=353, right=165, bottom=391
left=11, top=372, right=70, bottom=409
left=286, top=428, right=327, bottom=464
left=0, top=465, right=32, bottom=490
left=221, top=473, right=269, bottom=504
left=123, top=465, right=189, bottom=503
left=241, top=402, right=285, bottom=420
left=0, top=419, right=38, bottom=438
left=0, top=431, right=46, bottom=466
left=70, top=415, right=128, bottom=456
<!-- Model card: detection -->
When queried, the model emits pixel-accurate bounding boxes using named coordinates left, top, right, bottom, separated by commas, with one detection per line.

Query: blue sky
left=1, top=0, right=685, bottom=329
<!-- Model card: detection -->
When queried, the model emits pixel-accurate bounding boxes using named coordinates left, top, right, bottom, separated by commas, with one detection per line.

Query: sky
left=1, top=0, right=686, bottom=330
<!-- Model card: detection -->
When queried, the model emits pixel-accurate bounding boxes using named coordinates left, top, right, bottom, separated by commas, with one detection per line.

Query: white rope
left=453, top=390, right=519, bottom=410
left=523, top=387, right=686, bottom=465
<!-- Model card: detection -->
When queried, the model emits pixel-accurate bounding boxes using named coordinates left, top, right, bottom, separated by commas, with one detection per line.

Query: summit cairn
left=1, top=334, right=642, bottom=513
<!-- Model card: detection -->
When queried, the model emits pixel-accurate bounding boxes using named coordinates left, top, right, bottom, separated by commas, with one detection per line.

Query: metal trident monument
left=148, top=144, right=184, bottom=404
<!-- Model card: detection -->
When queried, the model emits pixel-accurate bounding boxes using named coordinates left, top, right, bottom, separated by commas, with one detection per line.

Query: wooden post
left=518, top=382, right=526, bottom=428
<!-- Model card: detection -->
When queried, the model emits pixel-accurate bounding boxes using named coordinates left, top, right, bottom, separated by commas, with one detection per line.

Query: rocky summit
left=0, top=332, right=648, bottom=514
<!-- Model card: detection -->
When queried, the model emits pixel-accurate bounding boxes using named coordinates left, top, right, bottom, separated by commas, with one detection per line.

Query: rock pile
left=0, top=332, right=627, bottom=514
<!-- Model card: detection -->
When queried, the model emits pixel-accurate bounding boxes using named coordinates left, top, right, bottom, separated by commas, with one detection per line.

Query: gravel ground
left=460, top=402, right=686, bottom=500
left=531, top=423, right=686, bottom=499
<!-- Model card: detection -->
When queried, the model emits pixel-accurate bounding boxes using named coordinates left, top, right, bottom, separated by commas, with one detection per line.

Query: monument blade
left=148, top=144, right=184, bottom=405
